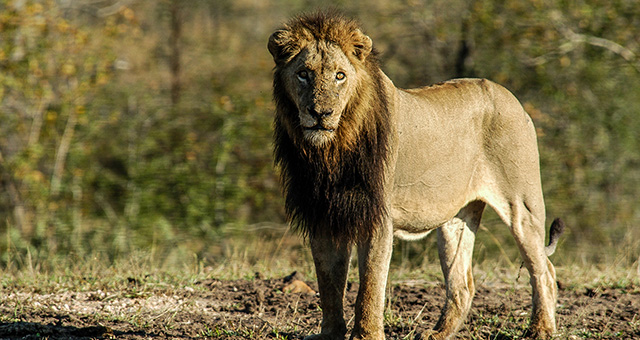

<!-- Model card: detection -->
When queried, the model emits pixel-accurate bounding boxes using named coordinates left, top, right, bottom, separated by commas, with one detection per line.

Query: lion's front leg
left=351, top=220, right=394, bottom=340
left=427, top=201, right=484, bottom=340
left=306, top=236, right=352, bottom=340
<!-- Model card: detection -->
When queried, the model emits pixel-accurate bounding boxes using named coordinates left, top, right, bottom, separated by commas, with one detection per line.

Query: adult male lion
left=268, top=12, right=564, bottom=340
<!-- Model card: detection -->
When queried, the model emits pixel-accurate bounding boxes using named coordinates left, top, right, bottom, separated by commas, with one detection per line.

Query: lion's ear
left=352, top=29, right=373, bottom=61
left=268, top=29, right=291, bottom=63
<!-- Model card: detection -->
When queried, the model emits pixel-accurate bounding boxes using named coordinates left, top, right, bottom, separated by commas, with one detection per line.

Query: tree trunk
left=0, top=150, right=31, bottom=236
left=169, top=0, right=182, bottom=107
left=51, top=107, right=78, bottom=197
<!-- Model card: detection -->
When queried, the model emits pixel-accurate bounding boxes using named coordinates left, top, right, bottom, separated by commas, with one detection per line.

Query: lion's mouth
left=304, top=125, right=335, bottom=133
left=302, top=123, right=336, bottom=146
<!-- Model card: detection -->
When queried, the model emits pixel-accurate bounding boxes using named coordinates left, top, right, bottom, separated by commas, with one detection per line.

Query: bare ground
left=1, top=274, right=638, bottom=340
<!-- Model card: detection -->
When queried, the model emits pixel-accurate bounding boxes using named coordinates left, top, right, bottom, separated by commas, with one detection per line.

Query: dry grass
left=3, top=222, right=638, bottom=291
left=1, top=225, right=638, bottom=340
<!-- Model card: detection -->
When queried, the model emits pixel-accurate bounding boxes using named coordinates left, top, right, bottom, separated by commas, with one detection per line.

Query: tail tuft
left=544, top=218, right=565, bottom=256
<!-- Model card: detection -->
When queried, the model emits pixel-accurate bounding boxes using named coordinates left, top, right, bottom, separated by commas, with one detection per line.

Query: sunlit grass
left=1, top=223, right=637, bottom=340
left=2, top=221, right=638, bottom=292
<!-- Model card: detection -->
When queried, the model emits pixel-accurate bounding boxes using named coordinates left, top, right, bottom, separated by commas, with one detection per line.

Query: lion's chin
left=303, top=128, right=335, bottom=146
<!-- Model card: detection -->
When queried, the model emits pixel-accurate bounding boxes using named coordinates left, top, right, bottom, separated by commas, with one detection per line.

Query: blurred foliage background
left=0, top=0, right=639, bottom=274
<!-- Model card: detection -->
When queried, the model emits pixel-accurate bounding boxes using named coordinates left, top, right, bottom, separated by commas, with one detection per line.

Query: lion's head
left=268, top=12, right=390, bottom=243
left=268, top=12, right=377, bottom=148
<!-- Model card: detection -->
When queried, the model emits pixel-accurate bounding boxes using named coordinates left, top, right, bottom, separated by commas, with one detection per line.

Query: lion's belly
left=389, top=152, right=485, bottom=236
left=390, top=180, right=474, bottom=233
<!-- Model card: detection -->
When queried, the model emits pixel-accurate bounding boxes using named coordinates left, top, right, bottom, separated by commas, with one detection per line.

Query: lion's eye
left=297, top=70, right=309, bottom=81
left=336, top=72, right=346, bottom=81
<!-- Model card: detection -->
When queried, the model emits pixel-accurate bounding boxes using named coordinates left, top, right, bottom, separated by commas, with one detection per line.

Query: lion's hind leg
left=423, top=201, right=485, bottom=340
left=507, top=198, right=558, bottom=339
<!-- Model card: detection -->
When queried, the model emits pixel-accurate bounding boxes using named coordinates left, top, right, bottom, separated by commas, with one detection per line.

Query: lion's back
left=397, top=78, right=535, bottom=144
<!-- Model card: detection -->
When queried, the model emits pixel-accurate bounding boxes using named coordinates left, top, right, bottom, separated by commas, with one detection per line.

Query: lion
left=268, top=12, right=564, bottom=340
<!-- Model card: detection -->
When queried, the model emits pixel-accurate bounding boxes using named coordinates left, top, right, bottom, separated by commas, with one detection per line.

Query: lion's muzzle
left=299, top=104, right=340, bottom=146
left=307, top=105, right=334, bottom=119
left=303, top=106, right=336, bottom=132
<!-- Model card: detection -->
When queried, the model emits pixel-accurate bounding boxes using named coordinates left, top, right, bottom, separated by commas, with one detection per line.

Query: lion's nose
left=307, top=106, right=333, bottom=118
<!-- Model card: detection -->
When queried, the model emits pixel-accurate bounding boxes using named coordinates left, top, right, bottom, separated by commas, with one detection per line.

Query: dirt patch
left=1, top=275, right=638, bottom=339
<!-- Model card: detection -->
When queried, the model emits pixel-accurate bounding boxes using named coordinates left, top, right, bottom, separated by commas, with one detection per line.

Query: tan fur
left=269, top=12, right=561, bottom=340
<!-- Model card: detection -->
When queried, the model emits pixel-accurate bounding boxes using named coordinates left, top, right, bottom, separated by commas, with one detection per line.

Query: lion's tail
left=544, top=218, right=565, bottom=257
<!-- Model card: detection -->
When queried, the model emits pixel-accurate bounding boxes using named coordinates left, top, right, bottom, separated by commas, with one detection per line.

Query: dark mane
left=271, top=12, right=390, bottom=243
left=269, top=11, right=369, bottom=65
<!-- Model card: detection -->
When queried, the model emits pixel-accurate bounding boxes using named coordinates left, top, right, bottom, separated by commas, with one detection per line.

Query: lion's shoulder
left=404, top=78, right=494, bottom=96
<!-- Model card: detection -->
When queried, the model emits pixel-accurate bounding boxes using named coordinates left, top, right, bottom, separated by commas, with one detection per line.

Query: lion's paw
left=414, top=330, right=449, bottom=340
left=523, top=327, right=554, bottom=340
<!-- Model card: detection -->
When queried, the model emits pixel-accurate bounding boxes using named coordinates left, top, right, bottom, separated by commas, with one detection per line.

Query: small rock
left=283, top=280, right=316, bottom=294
